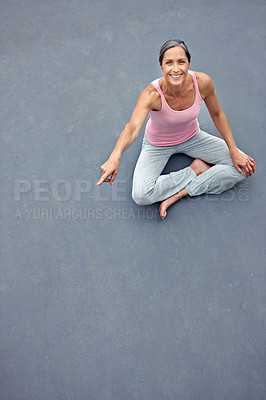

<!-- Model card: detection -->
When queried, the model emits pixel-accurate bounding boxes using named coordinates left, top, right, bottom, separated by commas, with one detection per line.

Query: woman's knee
left=132, top=184, right=152, bottom=206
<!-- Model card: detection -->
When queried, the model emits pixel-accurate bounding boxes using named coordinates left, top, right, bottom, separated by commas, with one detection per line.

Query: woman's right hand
left=96, top=86, right=156, bottom=187
left=97, top=158, right=120, bottom=186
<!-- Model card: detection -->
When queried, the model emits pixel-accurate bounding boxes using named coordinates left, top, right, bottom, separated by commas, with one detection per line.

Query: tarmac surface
left=1, top=1, right=265, bottom=399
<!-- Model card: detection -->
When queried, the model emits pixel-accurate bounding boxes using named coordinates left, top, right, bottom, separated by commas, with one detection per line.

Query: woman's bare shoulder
left=143, top=83, right=161, bottom=97
left=194, top=71, right=214, bottom=99
left=139, top=83, right=161, bottom=109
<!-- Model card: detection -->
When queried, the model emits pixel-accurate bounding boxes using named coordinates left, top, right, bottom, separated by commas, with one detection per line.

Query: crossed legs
left=132, top=130, right=246, bottom=219
left=159, top=158, right=211, bottom=219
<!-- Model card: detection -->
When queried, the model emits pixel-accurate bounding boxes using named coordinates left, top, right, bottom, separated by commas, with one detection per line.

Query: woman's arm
left=197, top=73, right=256, bottom=177
left=97, top=86, right=158, bottom=186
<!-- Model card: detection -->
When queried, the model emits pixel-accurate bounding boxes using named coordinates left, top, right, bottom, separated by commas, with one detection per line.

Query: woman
left=97, top=39, right=256, bottom=219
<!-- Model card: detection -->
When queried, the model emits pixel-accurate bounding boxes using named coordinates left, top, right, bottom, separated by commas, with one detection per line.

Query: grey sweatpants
left=132, top=129, right=246, bottom=205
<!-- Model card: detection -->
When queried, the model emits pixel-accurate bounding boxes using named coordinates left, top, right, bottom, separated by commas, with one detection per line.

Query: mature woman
left=97, top=39, right=256, bottom=219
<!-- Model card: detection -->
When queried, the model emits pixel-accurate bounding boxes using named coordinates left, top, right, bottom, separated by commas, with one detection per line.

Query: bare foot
left=159, top=159, right=211, bottom=220
left=159, top=188, right=188, bottom=219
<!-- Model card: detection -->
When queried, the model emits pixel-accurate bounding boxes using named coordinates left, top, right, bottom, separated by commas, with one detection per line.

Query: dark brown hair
left=159, top=39, right=191, bottom=65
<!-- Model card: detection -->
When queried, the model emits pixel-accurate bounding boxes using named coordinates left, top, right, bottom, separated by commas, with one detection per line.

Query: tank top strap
left=151, top=78, right=163, bottom=95
left=189, top=70, right=203, bottom=102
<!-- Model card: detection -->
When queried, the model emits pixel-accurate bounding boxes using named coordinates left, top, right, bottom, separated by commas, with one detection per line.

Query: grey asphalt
left=1, top=1, right=265, bottom=399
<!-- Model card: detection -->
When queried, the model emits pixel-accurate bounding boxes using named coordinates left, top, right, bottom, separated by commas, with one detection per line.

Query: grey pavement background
left=1, top=1, right=265, bottom=399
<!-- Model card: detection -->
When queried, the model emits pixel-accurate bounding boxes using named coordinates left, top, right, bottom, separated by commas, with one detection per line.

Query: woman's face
left=161, top=46, right=190, bottom=86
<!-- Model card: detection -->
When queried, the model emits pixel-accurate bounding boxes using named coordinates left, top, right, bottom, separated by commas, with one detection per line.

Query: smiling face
left=161, top=46, right=191, bottom=86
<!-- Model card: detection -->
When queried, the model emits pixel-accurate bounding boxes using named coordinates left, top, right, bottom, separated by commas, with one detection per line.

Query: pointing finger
left=97, top=173, right=111, bottom=185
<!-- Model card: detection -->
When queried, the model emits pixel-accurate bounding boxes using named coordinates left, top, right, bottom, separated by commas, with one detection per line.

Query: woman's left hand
left=230, top=149, right=256, bottom=177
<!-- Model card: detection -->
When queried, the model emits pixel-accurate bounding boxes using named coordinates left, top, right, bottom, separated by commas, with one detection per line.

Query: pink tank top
left=145, top=70, right=203, bottom=146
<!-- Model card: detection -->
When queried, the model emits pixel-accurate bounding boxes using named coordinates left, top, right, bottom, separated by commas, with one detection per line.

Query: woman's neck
left=162, top=73, right=191, bottom=98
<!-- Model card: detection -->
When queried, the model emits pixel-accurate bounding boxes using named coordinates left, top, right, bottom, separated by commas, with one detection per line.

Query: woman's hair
left=159, top=39, right=191, bottom=65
